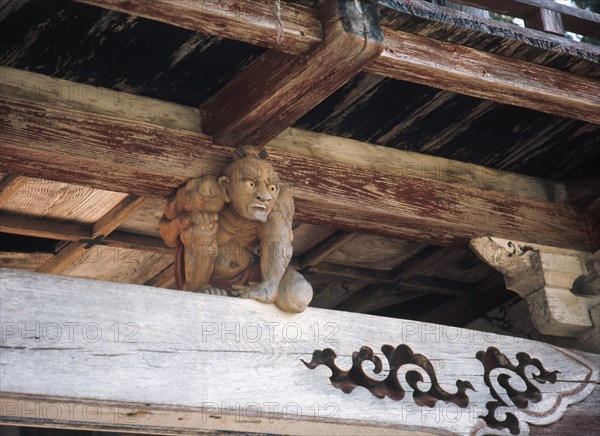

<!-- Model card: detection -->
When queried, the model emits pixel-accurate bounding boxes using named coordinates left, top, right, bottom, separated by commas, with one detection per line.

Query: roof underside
left=1, top=0, right=598, bottom=326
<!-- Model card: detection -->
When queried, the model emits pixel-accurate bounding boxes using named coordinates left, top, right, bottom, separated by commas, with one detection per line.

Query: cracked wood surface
left=0, top=269, right=597, bottom=435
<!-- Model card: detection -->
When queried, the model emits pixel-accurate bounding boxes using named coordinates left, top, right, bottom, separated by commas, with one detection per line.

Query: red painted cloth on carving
left=209, top=261, right=262, bottom=295
left=175, top=237, right=261, bottom=294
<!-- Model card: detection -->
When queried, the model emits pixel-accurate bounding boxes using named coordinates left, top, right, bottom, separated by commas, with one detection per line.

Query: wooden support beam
left=0, top=68, right=593, bottom=251
left=0, top=213, right=170, bottom=254
left=586, top=197, right=600, bottom=251
left=299, top=231, right=357, bottom=270
left=334, top=247, right=446, bottom=312
left=90, top=194, right=147, bottom=239
left=74, top=0, right=323, bottom=56
left=471, top=236, right=600, bottom=337
left=0, top=174, right=28, bottom=207
left=36, top=195, right=149, bottom=274
left=144, top=263, right=176, bottom=288
left=2, top=268, right=597, bottom=435
left=525, top=8, right=565, bottom=35
left=201, top=0, right=384, bottom=147
left=365, top=28, right=600, bottom=124
left=0, top=213, right=89, bottom=241
left=74, top=0, right=600, bottom=122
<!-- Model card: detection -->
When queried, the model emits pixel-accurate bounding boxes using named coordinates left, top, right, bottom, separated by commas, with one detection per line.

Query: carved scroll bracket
left=470, top=236, right=600, bottom=337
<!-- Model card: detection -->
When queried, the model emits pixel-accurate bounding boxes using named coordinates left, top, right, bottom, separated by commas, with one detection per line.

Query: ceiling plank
left=1, top=69, right=593, bottom=251
left=200, top=0, right=384, bottom=147
left=0, top=174, right=29, bottom=207
left=299, top=231, right=357, bottom=270
left=334, top=246, right=447, bottom=312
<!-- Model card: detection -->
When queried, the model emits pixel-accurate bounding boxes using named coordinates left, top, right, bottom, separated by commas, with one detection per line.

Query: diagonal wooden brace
left=470, top=236, right=600, bottom=337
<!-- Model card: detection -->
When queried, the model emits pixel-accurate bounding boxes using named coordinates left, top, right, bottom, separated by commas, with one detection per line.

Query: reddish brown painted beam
left=75, top=0, right=323, bottom=56
left=364, top=28, right=600, bottom=124
left=74, top=0, right=600, bottom=123
left=201, top=0, right=384, bottom=147
left=0, top=96, right=592, bottom=251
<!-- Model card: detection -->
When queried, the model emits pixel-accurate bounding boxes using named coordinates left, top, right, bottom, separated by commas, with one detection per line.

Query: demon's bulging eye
left=245, top=180, right=255, bottom=189
left=269, top=184, right=278, bottom=193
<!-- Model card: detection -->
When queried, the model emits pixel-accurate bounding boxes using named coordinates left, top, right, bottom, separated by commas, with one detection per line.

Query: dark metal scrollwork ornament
left=302, top=344, right=475, bottom=408
left=476, top=347, right=559, bottom=435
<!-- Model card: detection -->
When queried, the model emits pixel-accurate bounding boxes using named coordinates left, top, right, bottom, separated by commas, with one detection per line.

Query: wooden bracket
left=200, top=0, right=384, bottom=147
left=470, top=236, right=600, bottom=337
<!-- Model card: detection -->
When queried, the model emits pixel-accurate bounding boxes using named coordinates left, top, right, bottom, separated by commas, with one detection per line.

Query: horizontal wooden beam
left=75, top=0, right=323, bottom=56
left=0, top=68, right=592, bottom=250
left=0, top=213, right=171, bottom=254
left=1, top=64, right=568, bottom=204
left=365, top=28, right=600, bottom=124
left=201, top=0, right=384, bottom=147
left=1, top=268, right=597, bottom=435
left=299, top=231, right=357, bottom=270
left=73, top=0, right=600, bottom=122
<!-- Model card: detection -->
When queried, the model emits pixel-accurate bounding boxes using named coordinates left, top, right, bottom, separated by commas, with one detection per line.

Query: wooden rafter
left=201, top=0, right=384, bottom=147
left=0, top=213, right=170, bottom=254
left=298, top=231, right=357, bottom=270
left=334, top=246, right=449, bottom=312
left=35, top=195, right=149, bottom=274
left=0, top=174, right=29, bottom=207
left=367, top=27, right=600, bottom=124
left=73, top=0, right=600, bottom=122
left=0, top=68, right=592, bottom=251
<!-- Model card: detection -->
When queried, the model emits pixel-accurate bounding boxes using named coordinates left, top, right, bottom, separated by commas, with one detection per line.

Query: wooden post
left=525, top=8, right=565, bottom=35
left=1, top=268, right=598, bottom=435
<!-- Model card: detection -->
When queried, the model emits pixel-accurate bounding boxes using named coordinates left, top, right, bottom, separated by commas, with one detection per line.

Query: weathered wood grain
left=0, top=213, right=170, bottom=254
left=299, top=231, right=357, bottom=270
left=1, top=268, right=597, bottom=435
left=1, top=68, right=572, bottom=204
left=201, top=0, right=384, bottom=147
left=449, top=0, right=600, bottom=38
left=1, top=177, right=127, bottom=224
left=270, top=128, right=570, bottom=204
left=0, top=174, right=28, bottom=207
left=378, top=0, right=600, bottom=77
left=71, top=0, right=600, bottom=119
left=91, top=195, right=148, bottom=239
left=525, top=8, right=564, bottom=36
left=36, top=194, right=148, bottom=275
left=61, top=245, right=173, bottom=285
left=365, top=28, right=600, bottom=124
left=74, top=0, right=323, bottom=56
left=0, top=69, right=593, bottom=250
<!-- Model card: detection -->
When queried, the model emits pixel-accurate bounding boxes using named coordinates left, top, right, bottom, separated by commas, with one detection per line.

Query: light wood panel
left=2, top=178, right=127, bottom=223
left=325, top=235, right=427, bottom=271
left=2, top=268, right=596, bottom=435
left=61, top=245, right=173, bottom=285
